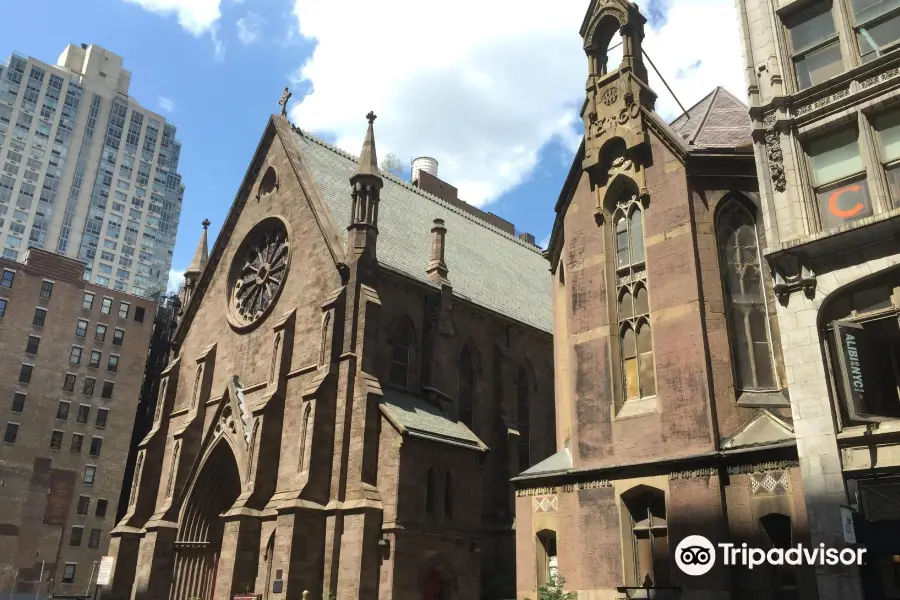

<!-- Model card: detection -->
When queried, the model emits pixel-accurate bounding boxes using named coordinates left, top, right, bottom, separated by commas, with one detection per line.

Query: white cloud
left=289, top=0, right=745, bottom=207
left=158, top=96, right=175, bottom=112
left=167, top=269, right=185, bottom=293
left=236, top=11, right=264, bottom=45
left=122, top=0, right=222, bottom=35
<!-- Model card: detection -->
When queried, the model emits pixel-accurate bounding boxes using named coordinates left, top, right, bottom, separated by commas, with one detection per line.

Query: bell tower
left=580, top=0, right=657, bottom=180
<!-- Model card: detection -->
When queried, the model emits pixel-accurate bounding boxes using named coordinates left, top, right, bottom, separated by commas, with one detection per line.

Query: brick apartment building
left=514, top=1, right=818, bottom=599
left=105, top=113, right=556, bottom=600
left=0, top=248, right=155, bottom=597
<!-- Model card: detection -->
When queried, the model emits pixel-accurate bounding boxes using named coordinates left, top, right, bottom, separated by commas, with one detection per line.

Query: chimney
left=426, top=218, right=449, bottom=283
left=518, top=232, right=536, bottom=245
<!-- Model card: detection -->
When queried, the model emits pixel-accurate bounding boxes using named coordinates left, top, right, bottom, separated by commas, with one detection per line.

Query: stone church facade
left=106, top=113, right=556, bottom=600
left=515, top=2, right=820, bottom=599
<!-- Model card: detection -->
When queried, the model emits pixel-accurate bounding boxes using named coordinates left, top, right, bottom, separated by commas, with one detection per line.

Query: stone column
left=106, top=530, right=142, bottom=600
left=131, top=525, right=176, bottom=600
left=213, top=516, right=261, bottom=600
left=334, top=509, right=382, bottom=600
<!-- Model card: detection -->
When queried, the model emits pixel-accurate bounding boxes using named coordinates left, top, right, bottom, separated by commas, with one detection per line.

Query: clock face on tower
left=226, top=216, right=291, bottom=330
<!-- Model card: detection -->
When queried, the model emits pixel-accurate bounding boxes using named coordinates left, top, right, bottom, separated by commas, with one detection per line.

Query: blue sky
left=0, top=0, right=746, bottom=287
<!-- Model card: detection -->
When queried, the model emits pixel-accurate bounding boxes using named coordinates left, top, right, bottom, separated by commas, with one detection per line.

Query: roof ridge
left=713, top=85, right=751, bottom=111
left=292, top=126, right=545, bottom=255
left=690, top=86, right=721, bottom=145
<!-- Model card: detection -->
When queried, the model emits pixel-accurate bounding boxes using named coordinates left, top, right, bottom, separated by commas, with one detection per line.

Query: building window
left=76, top=404, right=90, bottom=424
left=33, top=307, right=46, bottom=327
left=88, top=528, right=101, bottom=549
left=95, top=499, right=108, bottom=518
left=717, top=200, right=777, bottom=390
left=0, top=298, right=6, bottom=317
left=112, top=328, right=124, bottom=346
left=82, top=292, right=94, bottom=310
left=25, top=335, right=40, bottom=355
left=808, top=127, right=871, bottom=230
left=1, top=269, right=14, bottom=288
left=444, top=471, right=453, bottom=518
left=71, top=433, right=83, bottom=453
left=69, top=526, right=83, bottom=546
left=425, top=467, right=436, bottom=515
left=89, top=350, right=101, bottom=369
left=874, top=109, right=900, bottom=206
left=760, top=513, right=798, bottom=595
left=63, top=373, right=76, bottom=392
left=825, top=269, right=900, bottom=422
left=76, top=495, right=90, bottom=515
left=851, top=0, right=900, bottom=63
left=96, top=408, right=108, bottom=428
left=118, top=302, right=129, bottom=319
left=786, top=2, right=843, bottom=90
left=62, top=563, right=76, bottom=584
left=134, top=306, right=145, bottom=322
left=623, top=486, right=670, bottom=588
left=83, top=466, right=96, bottom=484
left=389, top=321, right=411, bottom=387
left=56, top=401, right=70, bottom=420
left=517, top=366, right=531, bottom=471
left=4, top=422, right=19, bottom=444
left=94, top=324, right=107, bottom=342
left=536, top=530, right=558, bottom=588
left=75, top=319, right=88, bottom=337
left=18, top=364, right=33, bottom=384
left=69, top=346, right=82, bottom=364
left=100, top=297, right=112, bottom=315
left=11, top=392, right=26, bottom=413
left=89, top=436, right=102, bottom=457
left=39, top=280, right=53, bottom=298
left=107, top=354, right=119, bottom=372
left=101, top=381, right=114, bottom=399
left=458, top=346, right=475, bottom=428
left=49, top=430, right=63, bottom=450
left=614, top=193, right=656, bottom=402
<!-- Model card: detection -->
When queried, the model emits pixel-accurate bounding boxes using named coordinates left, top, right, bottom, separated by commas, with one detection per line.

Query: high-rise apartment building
left=0, top=247, right=154, bottom=597
left=0, top=44, right=183, bottom=298
left=735, top=0, right=900, bottom=598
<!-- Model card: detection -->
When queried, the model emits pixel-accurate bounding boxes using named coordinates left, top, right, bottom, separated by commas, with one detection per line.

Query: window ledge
left=613, top=396, right=659, bottom=421
left=736, top=389, right=791, bottom=408
left=838, top=419, right=900, bottom=441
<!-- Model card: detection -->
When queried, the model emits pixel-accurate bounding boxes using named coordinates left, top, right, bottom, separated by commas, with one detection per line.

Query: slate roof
left=518, top=447, right=572, bottom=478
left=379, top=388, right=487, bottom=451
left=292, top=129, right=554, bottom=333
left=669, top=86, right=753, bottom=149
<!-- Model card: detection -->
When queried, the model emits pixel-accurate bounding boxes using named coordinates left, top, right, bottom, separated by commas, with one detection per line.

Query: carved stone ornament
left=727, top=460, right=799, bottom=475
left=763, top=114, right=787, bottom=193
left=769, top=253, right=816, bottom=302
left=227, top=217, right=290, bottom=329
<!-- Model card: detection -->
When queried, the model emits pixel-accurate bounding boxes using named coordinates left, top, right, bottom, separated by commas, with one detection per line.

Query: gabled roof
left=721, top=409, right=794, bottom=450
left=379, top=388, right=487, bottom=451
left=292, top=128, right=553, bottom=333
left=519, top=447, right=572, bottom=477
left=669, top=86, right=753, bottom=149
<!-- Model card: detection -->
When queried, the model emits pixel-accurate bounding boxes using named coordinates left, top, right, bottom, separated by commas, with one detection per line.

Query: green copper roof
left=293, top=128, right=553, bottom=333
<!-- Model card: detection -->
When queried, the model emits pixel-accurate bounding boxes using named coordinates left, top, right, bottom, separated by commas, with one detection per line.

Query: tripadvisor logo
left=675, top=535, right=866, bottom=576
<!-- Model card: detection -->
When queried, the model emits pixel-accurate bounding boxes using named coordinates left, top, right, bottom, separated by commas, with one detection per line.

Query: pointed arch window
left=516, top=366, right=531, bottom=471
left=717, top=200, right=776, bottom=391
left=298, top=403, right=311, bottom=472
left=623, top=487, right=670, bottom=588
left=458, top=346, right=475, bottom=428
left=389, top=321, right=411, bottom=388
left=614, top=192, right=655, bottom=402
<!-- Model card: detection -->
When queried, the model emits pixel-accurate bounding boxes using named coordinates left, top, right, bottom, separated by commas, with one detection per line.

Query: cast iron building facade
left=0, top=248, right=155, bottom=597
left=735, top=0, right=900, bottom=598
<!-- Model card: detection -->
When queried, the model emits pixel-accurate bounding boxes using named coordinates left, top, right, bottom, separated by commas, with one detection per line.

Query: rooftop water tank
left=411, top=156, right=438, bottom=185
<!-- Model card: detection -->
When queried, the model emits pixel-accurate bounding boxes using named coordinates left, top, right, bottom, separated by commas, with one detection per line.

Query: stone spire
left=180, top=219, right=210, bottom=313
left=347, top=112, right=383, bottom=259
left=426, top=218, right=449, bottom=283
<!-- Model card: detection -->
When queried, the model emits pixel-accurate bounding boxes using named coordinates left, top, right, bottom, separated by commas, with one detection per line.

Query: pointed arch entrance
left=171, top=441, right=242, bottom=600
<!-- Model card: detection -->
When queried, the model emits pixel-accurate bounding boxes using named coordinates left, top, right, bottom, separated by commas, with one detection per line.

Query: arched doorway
left=171, top=442, right=242, bottom=600
left=422, top=569, right=444, bottom=600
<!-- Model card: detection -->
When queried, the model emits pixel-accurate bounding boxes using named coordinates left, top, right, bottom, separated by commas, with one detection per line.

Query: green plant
left=536, top=574, right=577, bottom=600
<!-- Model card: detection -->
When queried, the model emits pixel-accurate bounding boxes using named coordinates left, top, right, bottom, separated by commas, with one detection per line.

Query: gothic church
left=106, top=111, right=555, bottom=600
